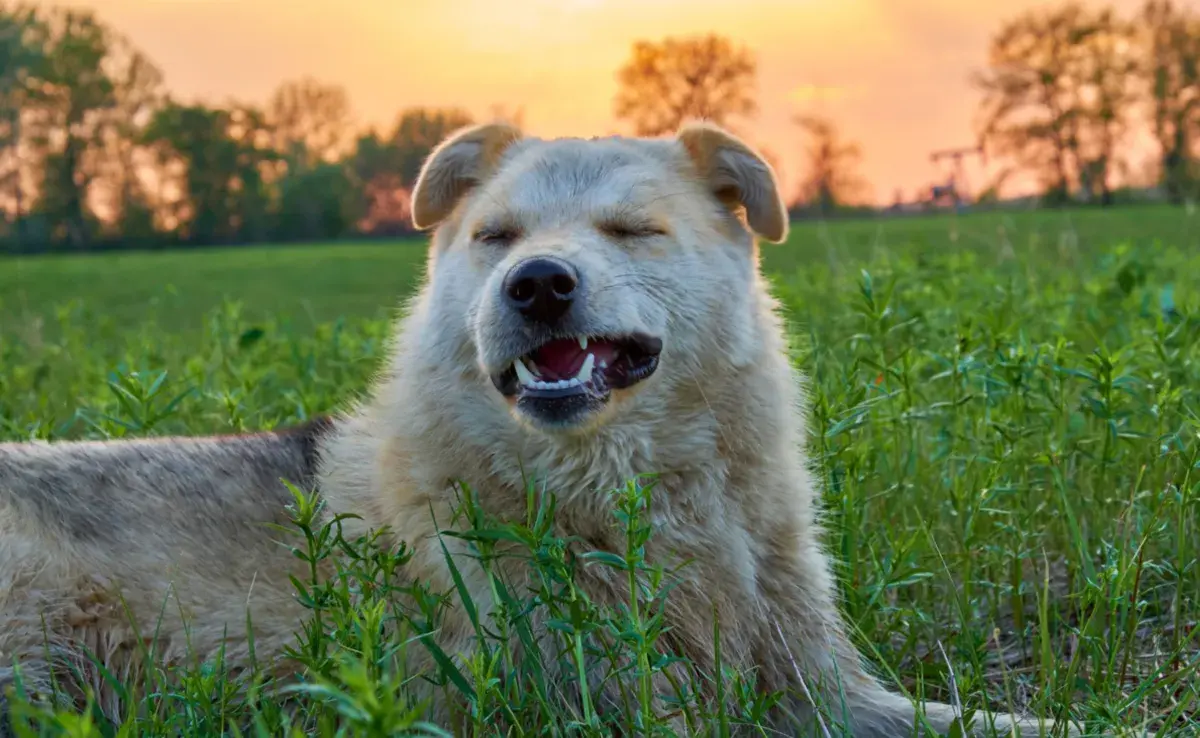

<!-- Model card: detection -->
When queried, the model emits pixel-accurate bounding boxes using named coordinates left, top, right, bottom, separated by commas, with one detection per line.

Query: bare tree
left=267, top=76, right=353, bottom=167
left=1140, top=0, right=1200, bottom=203
left=973, top=3, right=1097, bottom=202
left=613, top=33, right=757, bottom=136
left=1076, top=8, right=1141, bottom=205
left=974, top=3, right=1146, bottom=205
left=793, top=114, right=869, bottom=216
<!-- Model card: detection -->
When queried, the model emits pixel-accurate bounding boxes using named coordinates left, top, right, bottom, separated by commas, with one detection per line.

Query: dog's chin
left=488, top=332, right=663, bottom=432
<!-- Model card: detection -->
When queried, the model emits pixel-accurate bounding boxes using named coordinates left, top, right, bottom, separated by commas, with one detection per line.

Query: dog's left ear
left=411, top=121, right=525, bottom=230
left=676, top=121, right=788, bottom=244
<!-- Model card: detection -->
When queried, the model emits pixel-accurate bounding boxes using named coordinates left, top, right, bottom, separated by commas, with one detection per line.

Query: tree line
left=0, top=0, right=1197, bottom=254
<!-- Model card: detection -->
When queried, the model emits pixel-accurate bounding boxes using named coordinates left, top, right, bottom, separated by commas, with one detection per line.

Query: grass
left=1, top=203, right=1199, bottom=736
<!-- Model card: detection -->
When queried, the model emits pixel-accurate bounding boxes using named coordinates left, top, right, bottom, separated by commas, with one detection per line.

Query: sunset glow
left=77, top=0, right=1151, bottom=202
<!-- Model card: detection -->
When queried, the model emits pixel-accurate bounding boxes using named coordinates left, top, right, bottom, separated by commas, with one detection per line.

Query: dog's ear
left=676, top=121, right=788, bottom=244
left=410, top=121, right=524, bottom=230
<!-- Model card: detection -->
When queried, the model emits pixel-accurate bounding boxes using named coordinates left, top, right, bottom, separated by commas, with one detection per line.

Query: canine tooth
left=578, top=336, right=588, bottom=350
left=576, top=353, right=595, bottom=384
left=514, top=359, right=537, bottom=386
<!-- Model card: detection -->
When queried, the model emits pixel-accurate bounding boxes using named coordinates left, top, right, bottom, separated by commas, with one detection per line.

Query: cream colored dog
left=1, top=120, right=1076, bottom=736
left=321, top=120, right=1073, bottom=736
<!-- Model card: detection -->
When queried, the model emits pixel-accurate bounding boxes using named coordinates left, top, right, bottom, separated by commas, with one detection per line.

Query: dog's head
left=408, top=120, right=787, bottom=437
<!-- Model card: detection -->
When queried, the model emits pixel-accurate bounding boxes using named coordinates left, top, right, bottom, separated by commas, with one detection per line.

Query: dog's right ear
left=410, top=122, right=524, bottom=230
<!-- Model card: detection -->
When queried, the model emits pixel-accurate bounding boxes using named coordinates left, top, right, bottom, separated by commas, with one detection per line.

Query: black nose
left=503, top=256, right=579, bottom=324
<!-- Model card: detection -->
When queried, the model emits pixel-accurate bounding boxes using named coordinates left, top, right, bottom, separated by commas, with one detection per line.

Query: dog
left=1, top=120, right=1074, bottom=736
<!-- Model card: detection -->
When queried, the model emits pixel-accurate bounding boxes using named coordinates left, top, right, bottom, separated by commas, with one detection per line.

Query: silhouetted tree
left=390, top=106, right=474, bottom=186
left=141, top=101, right=278, bottom=244
left=275, top=161, right=362, bottom=241
left=1140, top=0, right=1200, bottom=202
left=23, top=6, right=119, bottom=247
left=98, top=36, right=163, bottom=243
left=347, top=107, right=473, bottom=234
left=973, top=3, right=1138, bottom=204
left=613, top=34, right=757, bottom=136
left=267, top=76, right=352, bottom=167
left=793, top=114, right=868, bottom=216
left=349, top=130, right=405, bottom=235
left=1075, top=8, right=1140, bottom=205
left=0, top=4, right=44, bottom=248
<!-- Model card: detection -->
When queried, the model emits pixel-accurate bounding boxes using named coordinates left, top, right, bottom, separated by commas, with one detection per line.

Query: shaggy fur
left=0, top=121, right=1078, bottom=736
left=0, top=418, right=332, bottom=720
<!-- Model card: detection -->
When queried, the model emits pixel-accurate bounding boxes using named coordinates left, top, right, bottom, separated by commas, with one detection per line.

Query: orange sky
left=78, top=0, right=1152, bottom=203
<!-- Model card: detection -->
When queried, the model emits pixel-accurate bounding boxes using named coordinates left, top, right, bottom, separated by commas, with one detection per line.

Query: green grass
left=1, top=203, right=1199, bottom=736
left=1, top=240, right=430, bottom=338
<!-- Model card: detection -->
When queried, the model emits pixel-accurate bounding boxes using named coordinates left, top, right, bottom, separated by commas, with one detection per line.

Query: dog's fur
left=0, top=121, right=1074, bottom=736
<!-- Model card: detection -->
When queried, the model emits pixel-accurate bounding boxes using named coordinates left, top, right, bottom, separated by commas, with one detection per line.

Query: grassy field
left=1, top=204, right=1199, bottom=735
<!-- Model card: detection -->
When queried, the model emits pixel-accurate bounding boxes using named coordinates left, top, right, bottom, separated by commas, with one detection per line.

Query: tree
left=141, top=100, right=278, bottom=244
left=0, top=4, right=44, bottom=248
left=349, top=129, right=405, bottom=235
left=792, top=114, right=869, bottom=216
left=1140, top=0, right=1200, bottom=203
left=23, top=6, right=119, bottom=247
left=973, top=2, right=1088, bottom=202
left=613, top=33, right=757, bottom=136
left=96, top=33, right=164, bottom=243
left=275, top=161, right=362, bottom=241
left=973, top=3, right=1138, bottom=204
left=267, top=76, right=352, bottom=168
left=1074, top=9, right=1140, bottom=205
left=389, top=106, right=474, bottom=187
left=347, top=107, right=473, bottom=235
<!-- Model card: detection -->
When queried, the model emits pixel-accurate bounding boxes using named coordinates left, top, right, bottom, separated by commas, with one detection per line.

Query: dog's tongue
left=533, top=338, right=619, bottom=380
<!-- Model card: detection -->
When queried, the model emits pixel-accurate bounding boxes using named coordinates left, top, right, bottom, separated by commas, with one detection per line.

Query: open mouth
left=490, top=333, right=663, bottom=405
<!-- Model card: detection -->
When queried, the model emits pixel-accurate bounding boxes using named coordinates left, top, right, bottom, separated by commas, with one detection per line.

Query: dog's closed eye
left=472, top=224, right=521, bottom=246
left=597, top=220, right=669, bottom=240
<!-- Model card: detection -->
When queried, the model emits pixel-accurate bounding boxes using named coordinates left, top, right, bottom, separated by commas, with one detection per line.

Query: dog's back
left=0, top=418, right=332, bottom=716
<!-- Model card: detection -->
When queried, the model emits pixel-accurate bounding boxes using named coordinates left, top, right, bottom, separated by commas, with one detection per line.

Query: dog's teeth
left=576, top=353, right=595, bottom=384
left=578, top=336, right=588, bottom=350
left=534, top=380, right=550, bottom=390
left=514, top=359, right=537, bottom=387
left=598, top=358, right=607, bottom=371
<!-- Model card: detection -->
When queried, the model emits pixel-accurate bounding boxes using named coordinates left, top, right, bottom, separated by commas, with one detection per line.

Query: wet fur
left=1, top=121, right=1078, bottom=736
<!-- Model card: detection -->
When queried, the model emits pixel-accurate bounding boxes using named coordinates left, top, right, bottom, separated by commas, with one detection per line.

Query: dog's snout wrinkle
left=503, top=256, right=579, bottom=325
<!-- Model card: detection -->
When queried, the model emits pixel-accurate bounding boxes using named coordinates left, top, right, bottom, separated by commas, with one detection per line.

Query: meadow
left=1, top=204, right=1198, bottom=736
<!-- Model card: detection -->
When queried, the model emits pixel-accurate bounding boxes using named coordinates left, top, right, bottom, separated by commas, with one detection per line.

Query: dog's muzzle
left=488, top=256, right=663, bottom=427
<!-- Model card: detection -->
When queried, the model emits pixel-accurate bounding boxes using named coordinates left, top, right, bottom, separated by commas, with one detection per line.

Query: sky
left=77, top=0, right=1152, bottom=204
